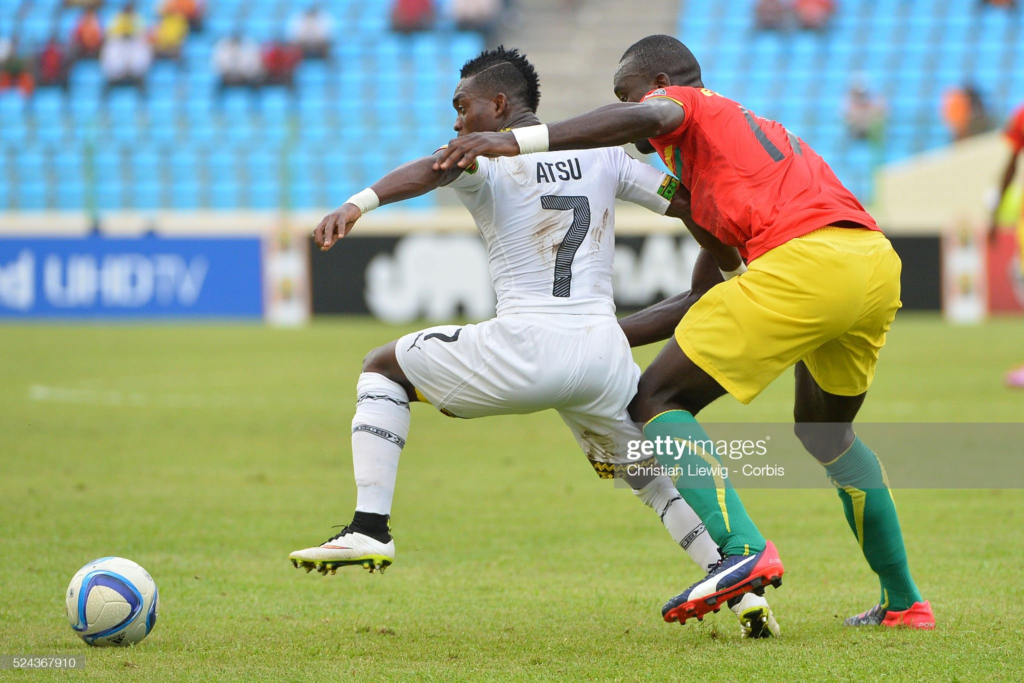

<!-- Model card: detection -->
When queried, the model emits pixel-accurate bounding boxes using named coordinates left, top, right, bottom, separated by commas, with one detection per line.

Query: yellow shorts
left=675, top=227, right=902, bottom=404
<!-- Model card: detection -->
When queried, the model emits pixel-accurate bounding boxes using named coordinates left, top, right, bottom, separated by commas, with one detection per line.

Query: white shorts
left=395, top=313, right=643, bottom=468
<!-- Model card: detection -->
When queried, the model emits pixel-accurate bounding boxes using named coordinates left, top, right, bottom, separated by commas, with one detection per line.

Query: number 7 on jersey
left=541, top=195, right=591, bottom=297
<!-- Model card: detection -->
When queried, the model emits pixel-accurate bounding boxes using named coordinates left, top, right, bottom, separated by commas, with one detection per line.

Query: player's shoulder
left=641, top=85, right=697, bottom=105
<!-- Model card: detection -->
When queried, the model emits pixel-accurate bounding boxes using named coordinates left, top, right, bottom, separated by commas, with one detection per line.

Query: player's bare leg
left=630, top=340, right=783, bottom=633
left=793, top=362, right=933, bottom=629
left=290, top=342, right=415, bottom=575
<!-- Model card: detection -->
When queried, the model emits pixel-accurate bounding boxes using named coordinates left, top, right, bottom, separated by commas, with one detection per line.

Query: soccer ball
left=65, top=557, right=159, bottom=647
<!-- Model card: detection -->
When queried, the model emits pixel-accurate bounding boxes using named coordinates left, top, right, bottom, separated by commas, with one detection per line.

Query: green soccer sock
left=644, top=410, right=766, bottom=558
left=824, top=436, right=923, bottom=611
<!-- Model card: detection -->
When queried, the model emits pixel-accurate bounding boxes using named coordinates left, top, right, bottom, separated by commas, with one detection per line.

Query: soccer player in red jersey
left=990, top=102, right=1024, bottom=387
left=437, top=34, right=934, bottom=629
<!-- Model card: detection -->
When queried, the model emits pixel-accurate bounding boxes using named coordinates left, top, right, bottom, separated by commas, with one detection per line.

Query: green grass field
left=1, top=314, right=1022, bottom=681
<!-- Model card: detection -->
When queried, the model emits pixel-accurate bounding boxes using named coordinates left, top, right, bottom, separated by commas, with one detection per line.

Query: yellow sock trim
left=679, top=437, right=731, bottom=533
left=843, top=485, right=867, bottom=550
left=819, top=436, right=858, bottom=468
left=877, top=459, right=898, bottom=512
left=644, top=410, right=684, bottom=429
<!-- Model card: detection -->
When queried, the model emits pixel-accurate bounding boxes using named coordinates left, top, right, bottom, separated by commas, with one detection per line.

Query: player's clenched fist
left=314, top=203, right=361, bottom=251
left=434, top=131, right=522, bottom=170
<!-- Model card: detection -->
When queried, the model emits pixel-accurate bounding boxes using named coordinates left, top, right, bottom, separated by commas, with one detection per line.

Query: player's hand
left=434, top=132, right=521, bottom=171
left=314, top=203, right=361, bottom=251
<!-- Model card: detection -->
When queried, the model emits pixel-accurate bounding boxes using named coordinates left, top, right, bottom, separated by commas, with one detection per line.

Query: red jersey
left=1004, top=104, right=1024, bottom=153
left=641, top=86, right=879, bottom=261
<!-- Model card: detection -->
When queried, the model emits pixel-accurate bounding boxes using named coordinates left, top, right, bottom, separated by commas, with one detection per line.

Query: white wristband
left=511, top=125, right=550, bottom=155
left=720, top=262, right=747, bottom=280
left=346, top=188, right=380, bottom=216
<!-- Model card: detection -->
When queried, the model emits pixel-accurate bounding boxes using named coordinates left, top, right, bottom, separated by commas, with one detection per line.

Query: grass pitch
left=1, top=314, right=1022, bottom=681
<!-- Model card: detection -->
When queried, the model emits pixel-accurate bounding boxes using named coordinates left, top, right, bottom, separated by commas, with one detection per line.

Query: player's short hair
left=620, top=34, right=702, bottom=85
left=460, top=46, right=541, bottom=113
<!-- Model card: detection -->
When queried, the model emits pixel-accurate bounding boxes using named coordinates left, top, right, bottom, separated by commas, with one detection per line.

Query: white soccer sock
left=351, top=372, right=411, bottom=516
left=635, top=475, right=722, bottom=571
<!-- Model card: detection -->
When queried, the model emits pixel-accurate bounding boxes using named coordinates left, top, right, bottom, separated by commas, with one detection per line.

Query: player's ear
left=492, top=92, right=509, bottom=118
left=653, top=73, right=672, bottom=89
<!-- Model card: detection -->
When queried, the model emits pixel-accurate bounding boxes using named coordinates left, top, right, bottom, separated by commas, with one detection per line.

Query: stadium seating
left=678, top=0, right=1024, bottom=202
left=3, top=1, right=1023, bottom=210
left=0, top=0, right=481, bottom=210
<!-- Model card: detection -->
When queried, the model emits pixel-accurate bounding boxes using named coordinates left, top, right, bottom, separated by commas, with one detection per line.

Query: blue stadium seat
left=136, top=181, right=163, bottom=209
left=169, top=148, right=198, bottom=183
left=168, top=185, right=198, bottom=210
left=2, top=116, right=29, bottom=147
left=16, top=150, right=46, bottom=184
left=95, top=179, right=124, bottom=211
left=69, top=94, right=102, bottom=124
left=54, top=150, right=83, bottom=182
left=17, top=181, right=47, bottom=210
left=210, top=179, right=241, bottom=209
left=56, top=181, right=85, bottom=210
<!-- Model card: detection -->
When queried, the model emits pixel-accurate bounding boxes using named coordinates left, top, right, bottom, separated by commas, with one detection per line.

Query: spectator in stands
left=453, top=0, right=503, bottom=40
left=844, top=78, right=886, bottom=142
left=151, top=6, right=189, bottom=60
left=756, top=0, right=791, bottom=31
left=108, top=2, right=145, bottom=40
left=943, top=84, right=997, bottom=141
left=64, top=0, right=103, bottom=8
left=161, top=0, right=205, bottom=31
left=213, top=33, right=263, bottom=92
left=981, top=0, right=1017, bottom=7
left=263, top=38, right=302, bottom=88
left=287, top=4, right=333, bottom=60
left=101, top=33, right=152, bottom=91
left=0, top=37, right=34, bottom=96
left=964, top=86, right=997, bottom=137
left=794, top=0, right=834, bottom=31
left=71, top=8, right=104, bottom=60
left=37, top=36, right=69, bottom=90
left=391, top=0, right=435, bottom=34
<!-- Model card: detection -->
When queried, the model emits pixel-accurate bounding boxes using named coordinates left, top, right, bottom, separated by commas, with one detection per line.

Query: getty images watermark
left=607, top=423, right=1024, bottom=489
left=624, top=435, right=784, bottom=480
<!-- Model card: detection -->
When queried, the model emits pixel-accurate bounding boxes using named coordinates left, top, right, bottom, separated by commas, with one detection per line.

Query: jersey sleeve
left=1004, top=107, right=1024, bottom=153
left=445, top=156, right=489, bottom=191
left=641, top=85, right=695, bottom=144
left=434, top=145, right=490, bottom=191
left=609, top=147, right=678, bottom=215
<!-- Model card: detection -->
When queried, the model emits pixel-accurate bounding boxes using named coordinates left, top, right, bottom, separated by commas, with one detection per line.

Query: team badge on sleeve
left=658, top=175, right=680, bottom=200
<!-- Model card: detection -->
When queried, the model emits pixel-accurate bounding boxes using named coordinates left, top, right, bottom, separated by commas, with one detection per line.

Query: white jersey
left=447, top=147, right=677, bottom=316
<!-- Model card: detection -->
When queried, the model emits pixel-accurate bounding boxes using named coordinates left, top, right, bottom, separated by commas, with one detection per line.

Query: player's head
left=452, top=46, right=541, bottom=135
left=613, top=34, right=703, bottom=104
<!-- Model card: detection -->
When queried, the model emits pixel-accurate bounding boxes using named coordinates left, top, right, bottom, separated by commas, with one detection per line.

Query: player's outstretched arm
left=618, top=248, right=723, bottom=348
left=434, top=99, right=685, bottom=171
left=315, top=153, right=463, bottom=250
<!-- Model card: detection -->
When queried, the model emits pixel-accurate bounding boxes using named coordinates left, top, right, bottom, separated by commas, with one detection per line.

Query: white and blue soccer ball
left=65, top=557, right=159, bottom=647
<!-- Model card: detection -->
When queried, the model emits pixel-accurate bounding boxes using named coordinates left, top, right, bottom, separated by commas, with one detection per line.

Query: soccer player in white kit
left=290, top=47, right=778, bottom=636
